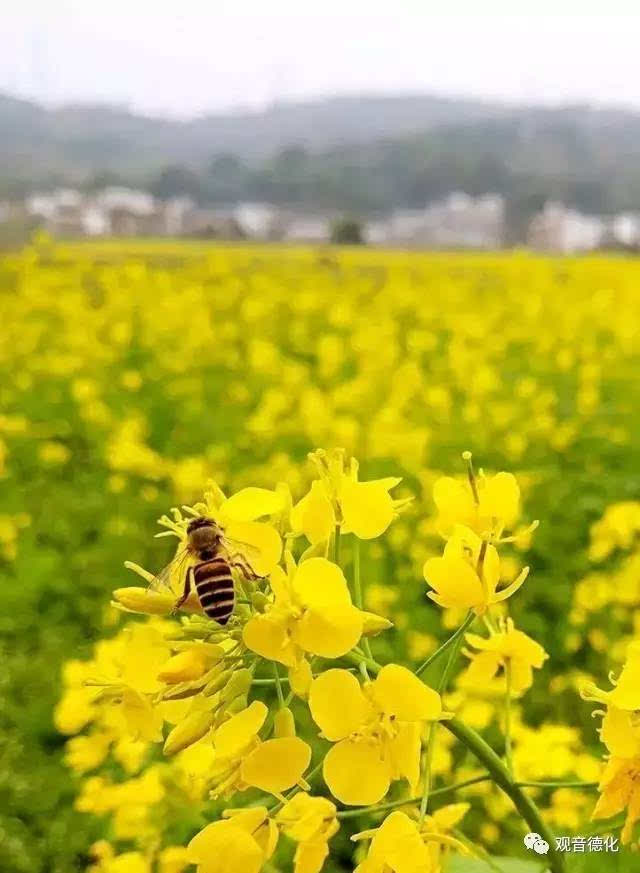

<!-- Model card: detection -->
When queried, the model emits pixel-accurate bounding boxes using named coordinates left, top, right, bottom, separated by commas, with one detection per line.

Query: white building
left=365, top=193, right=505, bottom=249
left=283, top=215, right=329, bottom=243
left=233, top=202, right=280, bottom=239
left=609, top=212, right=640, bottom=247
left=528, top=202, right=605, bottom=253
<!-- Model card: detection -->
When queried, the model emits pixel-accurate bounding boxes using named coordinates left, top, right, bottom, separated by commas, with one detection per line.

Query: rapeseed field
left=2, top=237, right=639, bottom=873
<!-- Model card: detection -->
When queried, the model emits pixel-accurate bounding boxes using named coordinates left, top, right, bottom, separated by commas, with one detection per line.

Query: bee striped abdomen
left=193, top=558, right=235, bottom=624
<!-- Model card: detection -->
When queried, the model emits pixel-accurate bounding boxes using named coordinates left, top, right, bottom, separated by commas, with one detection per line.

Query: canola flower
left=581, top=641, right=640, bottom=843
left=53, top=448, right=611, bottom=873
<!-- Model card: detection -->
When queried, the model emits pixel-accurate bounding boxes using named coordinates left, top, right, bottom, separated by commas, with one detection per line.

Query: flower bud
left=274, top=707, right=296, bottom=738
left=221, top=668, right=252, bottom=703
left=360, top=611, right=393, bottom=636
left=202, top=666, right=232, bottom=697
left=288, top=658, right=313, bottom=698
left=225, top=694, right=248, bottom=716
left=112, top=586, right=174, bottom=615
left=158, top=650, right=209, bottom=684
left=251, top=591, right=269, bottom=612
left=163, top=710, right=214, bottom=756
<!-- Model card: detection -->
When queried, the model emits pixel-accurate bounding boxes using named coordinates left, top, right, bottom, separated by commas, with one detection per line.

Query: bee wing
left=147, top=546, right=191, bottom=594
left=221, top=534, right=262, bottom=561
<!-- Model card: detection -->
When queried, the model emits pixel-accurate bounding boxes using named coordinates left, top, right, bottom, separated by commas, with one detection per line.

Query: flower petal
left=323, top=738, right=390, bottom=805
left=423, top=556, right=484, bottom=610
left=214, top=701, right=267, bottom=758
left=341, top=481, right=394, bottom=540
left=370, top=664, right=442, bottom=721
left=386, top=722, right=422, bottom=790
left=243, top=614, right=297, bottom=667
left=240, top=736, right=311, bottom=793
left=294, top=604, right=362, bottom=659
left=224, top=520, right=282, bottom=576
left=292, top=558, right=351, bottom=608
left=220, top=488, right=285, bottom=522
left=291, top=482, right=335, bottom=545
left=188, top=821, right=263, bottom=873
left=309, top=669, right=371, bottom=740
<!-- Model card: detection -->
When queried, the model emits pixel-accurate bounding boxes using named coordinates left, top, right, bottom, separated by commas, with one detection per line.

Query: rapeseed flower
left=581, top=640, right=640, bottom=842
left=462, top=618, right=548, bottom=694
left=352, top=806, right=468, bottom=873
left=276, top=793, right=339, bottom=873
left=187, top=806, right=278, bottom=873
left=433, top=464, right=520, bottom=539
left=424, top=525, right=529, bottom=614
left=243, top=554, right=371, bottom=684
left=309, top=666, right=443, bottom=805
left=291, top=448, right=410, bottom=543
left=208, top=700, right=312, bottom=798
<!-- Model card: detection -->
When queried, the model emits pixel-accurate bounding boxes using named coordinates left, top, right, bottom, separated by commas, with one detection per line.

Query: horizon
left=5, top=86, right=640, bottom=124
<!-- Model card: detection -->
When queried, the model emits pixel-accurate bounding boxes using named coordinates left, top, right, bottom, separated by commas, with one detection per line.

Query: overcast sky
left=2, top=2, right=640, bottom=118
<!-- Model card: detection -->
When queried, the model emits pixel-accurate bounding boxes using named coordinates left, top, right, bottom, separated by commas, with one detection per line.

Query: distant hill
left=3, top=91, right=640, bottom=220
left=0, top=92, right=511, bottom=176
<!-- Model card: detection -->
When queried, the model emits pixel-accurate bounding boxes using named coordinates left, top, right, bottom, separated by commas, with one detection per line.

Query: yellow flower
left=188, top=806, right=278, bottom=873
left=433, top=467, right=520, bottom=538
left=104, top=853, right=151, bottom=873
left=462, top=618, right=548, bottom=694
left=291, top=481, right=336, bottom=545
left=158, top=846, right=191, bottom=873
left=592, top=756, right=640, bottom=844
left=243, top=555, right=369, bottom=671
left=276, top=793, right=339, bottom=873
left=580, top=641, right=640, bottom=758
left=352, top=808, right=468, bottom=873
left=309, top=666, right=442, bottom=805
left=209, top=701, right=311, bottom=797
left=158, top=645, right=223, bottom=684
left=65, top=731, right=113, bottom=773
left=581, top=640, right=640, bottom=712
left=424, top=525, right=529, bottom=614
left=292, top=449, right=409, bottom=543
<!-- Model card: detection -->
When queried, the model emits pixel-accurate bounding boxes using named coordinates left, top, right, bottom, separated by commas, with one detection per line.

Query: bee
left=150, top=516, right=259, bottom=624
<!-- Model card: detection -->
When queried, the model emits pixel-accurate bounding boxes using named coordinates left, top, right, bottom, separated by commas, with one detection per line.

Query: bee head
left=186, top=516, right=222, bottom=551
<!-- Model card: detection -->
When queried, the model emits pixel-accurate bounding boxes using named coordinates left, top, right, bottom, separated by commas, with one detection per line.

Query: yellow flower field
left=2, top=236, right=640, bottom=872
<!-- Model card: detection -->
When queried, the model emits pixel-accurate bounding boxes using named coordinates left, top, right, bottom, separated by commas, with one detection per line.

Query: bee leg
left=173, top=567, right=193, bottom=612
left=230, top=556, right=261, bottom=581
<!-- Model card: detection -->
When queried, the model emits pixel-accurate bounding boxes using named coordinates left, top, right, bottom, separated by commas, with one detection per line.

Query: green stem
left=334, top=523, right=341, bottom=565
left=353, top=537, right=374, bottom=662
left=419, top=617, right=466, bottom=823
left=504, top=659, right=513, bottom=775
left=336, top=774, right=491, bottom=819
left=419, top=724, right=437, bottom=822
left=516, top=781, right=599, bottom=790
left=443, top=718, right=565, bottom=873
left=273, top=663, right=285, bottom=707
left=463, top=450, right=480, bottom=504
left=415, top=611, right=475, bottom=678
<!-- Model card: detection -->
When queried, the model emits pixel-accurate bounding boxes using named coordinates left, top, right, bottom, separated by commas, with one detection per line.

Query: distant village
left=2, top=186, right=640, bottom=252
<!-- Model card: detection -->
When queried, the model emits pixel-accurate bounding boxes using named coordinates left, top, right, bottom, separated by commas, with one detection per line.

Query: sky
left=2, top=2, right=640, bottom=118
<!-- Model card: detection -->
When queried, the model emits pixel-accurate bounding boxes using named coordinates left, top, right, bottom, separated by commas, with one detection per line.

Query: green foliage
left=330, top=217, right=364, bottom=245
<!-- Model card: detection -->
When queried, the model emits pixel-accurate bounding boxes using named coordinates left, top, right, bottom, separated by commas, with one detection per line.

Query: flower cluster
left=57, top=449, right=615, bottom=872
left=581, top=641, right=640, bottom=843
